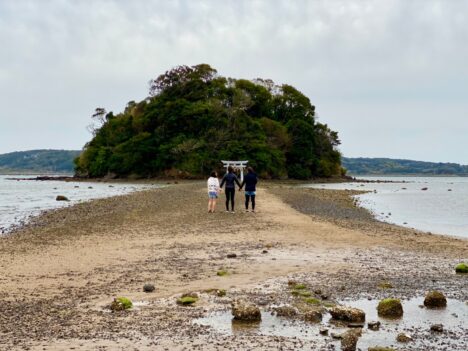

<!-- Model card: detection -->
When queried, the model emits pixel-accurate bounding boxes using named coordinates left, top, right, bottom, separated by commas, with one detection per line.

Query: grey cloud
left=0, top=0, right=467, bottom=163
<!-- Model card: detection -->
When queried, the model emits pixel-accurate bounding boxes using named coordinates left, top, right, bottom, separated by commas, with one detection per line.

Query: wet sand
left=0, top=182, right=466, bottom=350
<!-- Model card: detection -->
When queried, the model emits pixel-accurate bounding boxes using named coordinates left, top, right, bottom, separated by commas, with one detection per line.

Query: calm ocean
left=308, top=176, right=468, bottom=239
left=0, top=175, right=158, bottom=234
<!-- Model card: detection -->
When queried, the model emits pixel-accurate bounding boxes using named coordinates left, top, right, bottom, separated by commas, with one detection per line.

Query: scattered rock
left=303, top=309, right=323, bottom=323
left=319, top=327, right=329, bottom=335
left=262, top=250, right=268, bottom=254
left=421, top=187, right=428, bottom=191
left=216, top=289, right=227, bottom=297
left=143, top=283, right=155, bottom=293
left=396, top=332, right=412, bottom=342
left=56, top=195, right=69, bottom=201
left=231, top=299, right=261, bottom=321
left=330, top=306, right=365, bottom=322
left=368, top=348, right=395, bottom=351
left=424, top=291, right=447, bottom=308
left=272, top=305, right=297, bottom=318
left=430, top=324, right=444, bottom=332
left=110, top=297, right=133, bottom=311
left=377, top=298, right=403, bottom=318
left=348, top=322, right=365, bottom=328
left=226, top=253, right=237, bottom=258
left=341, top=329, right=361, bottom=351
left=455, top=262, right=468, bottom=273
left=367, top=321, right=381, bottom=331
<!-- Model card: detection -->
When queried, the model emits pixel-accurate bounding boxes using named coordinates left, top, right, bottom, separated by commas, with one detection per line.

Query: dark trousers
left=225, top=188, right=235, bottom=211
left=245, top=194, right=256, bottom=210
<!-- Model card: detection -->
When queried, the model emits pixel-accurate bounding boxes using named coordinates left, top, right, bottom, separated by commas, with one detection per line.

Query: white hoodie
left=207, top=177, right=220, bottom=193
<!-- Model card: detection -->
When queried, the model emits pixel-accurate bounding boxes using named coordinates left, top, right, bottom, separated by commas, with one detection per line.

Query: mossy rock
left=377, top=298, right=403, bottom=318
left=304, top=298, right=321, bottom=305
left=177, top=296, right=198, bottom=306
left=110, top=297, right=133, bottom=311
left=368, top=347, right=395, bottom=351
left=424, top=291, right=447, bottom=308
left=217, top=289, right=227, bottom=297
left=217, top=270, right=229, bottom=276
left=455, top=263, right=468, bottom=273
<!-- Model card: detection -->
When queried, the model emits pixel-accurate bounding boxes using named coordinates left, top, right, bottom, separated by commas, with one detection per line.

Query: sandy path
left=0, top=182, right=466, bottom=350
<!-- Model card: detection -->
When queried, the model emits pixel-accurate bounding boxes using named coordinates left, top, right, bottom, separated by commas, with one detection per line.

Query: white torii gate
left=221, top=160, right=248, bottom=182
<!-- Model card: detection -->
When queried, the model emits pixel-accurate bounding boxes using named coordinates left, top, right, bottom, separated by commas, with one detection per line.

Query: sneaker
left=230, top=210, right=235, bottom=214
left=245, top=209, right=250, bottom=212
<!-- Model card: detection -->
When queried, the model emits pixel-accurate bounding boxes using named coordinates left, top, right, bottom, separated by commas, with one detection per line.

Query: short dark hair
left=247, top=167, right=254, bottom=173
left=210, top=171, right=217, bottom=177
left=228, top=166, right=234, bottom=172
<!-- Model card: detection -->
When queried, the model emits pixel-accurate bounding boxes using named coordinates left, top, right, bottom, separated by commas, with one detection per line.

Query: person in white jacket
left=207, top=171, right=221, bottom=213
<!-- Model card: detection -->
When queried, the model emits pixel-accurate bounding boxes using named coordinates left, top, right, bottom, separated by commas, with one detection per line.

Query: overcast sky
left=0, top=0, right=467, bottom=163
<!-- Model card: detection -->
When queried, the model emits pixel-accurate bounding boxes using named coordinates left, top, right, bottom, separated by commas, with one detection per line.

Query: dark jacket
left=220, top=172, right=241, bottom=189
left=240, top=172, right=258, bottom=192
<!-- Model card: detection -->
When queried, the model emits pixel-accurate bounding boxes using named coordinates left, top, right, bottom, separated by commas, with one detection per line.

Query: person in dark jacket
left=220, top=166, right=242, bottom=213
left=239, top=167, right=258, bottom=212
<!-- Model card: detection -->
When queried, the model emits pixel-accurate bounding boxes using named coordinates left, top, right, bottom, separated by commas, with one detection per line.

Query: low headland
left=1, top=181, right=466, bottom=350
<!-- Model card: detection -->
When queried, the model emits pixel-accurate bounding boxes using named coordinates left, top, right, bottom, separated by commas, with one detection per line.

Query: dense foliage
left=0, top=149, right=80, bottom=174
left=75, top=64, right=342, bottom=179
left=343, top=157, right=468, bottom=176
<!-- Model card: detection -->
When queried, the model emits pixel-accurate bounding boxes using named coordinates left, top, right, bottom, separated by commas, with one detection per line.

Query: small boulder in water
left=377, top=298, right=403, bottom=318
left=424, top=291, right=447, bottom=308
left=367, top=321, right=381, bottom=330
left=231, top=299, right=261, bottom=321
left=56, top=195, right=69, bottom=201
left=396, top=332, right=412, bottom=342
left=341, top=329, right=361, bottom=351
left=330, top=306, right=365, bottom=322
left=430, top=324, right=444, bottom=332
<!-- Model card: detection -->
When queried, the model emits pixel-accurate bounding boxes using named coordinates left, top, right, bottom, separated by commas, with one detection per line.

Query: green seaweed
left=293, top=284, right=307, bottom=290
left=116, top=297, right=133, bottom=310
left=304, top=298, right=320, bottom=305
left=455, top=263, right=468, bottom=273
left=177, top=296, right=198, bottom=305
left=217, top=270, right=229, bottom=276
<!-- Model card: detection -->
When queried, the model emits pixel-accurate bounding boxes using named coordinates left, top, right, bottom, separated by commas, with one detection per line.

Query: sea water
left=307, top=176, right=468, bottom=238
left=0, top=175, right=159, bottom=233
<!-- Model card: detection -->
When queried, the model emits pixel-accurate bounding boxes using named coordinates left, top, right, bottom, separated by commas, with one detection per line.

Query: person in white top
left=207, top=171, right=221, bottom=213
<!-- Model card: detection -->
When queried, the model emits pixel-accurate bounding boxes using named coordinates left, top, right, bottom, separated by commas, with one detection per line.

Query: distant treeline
left=343, top=157, right=468, bottom=176
left=74, top=64, right=343, bottom=179
left=0, top=150, right=80, bottom=174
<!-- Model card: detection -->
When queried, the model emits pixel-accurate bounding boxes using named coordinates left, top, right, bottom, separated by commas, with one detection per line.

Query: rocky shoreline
left=0, top=182, right=466, bottom=350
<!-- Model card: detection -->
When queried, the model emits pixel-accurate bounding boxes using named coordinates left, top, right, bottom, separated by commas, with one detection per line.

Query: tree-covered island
left=75, top=64, right=342, bottom=179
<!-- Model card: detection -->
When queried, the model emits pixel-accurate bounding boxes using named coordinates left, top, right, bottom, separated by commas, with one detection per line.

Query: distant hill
left=343, top=157, right=468, bottom=176
left=0, top=150, right=81, bottom=174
